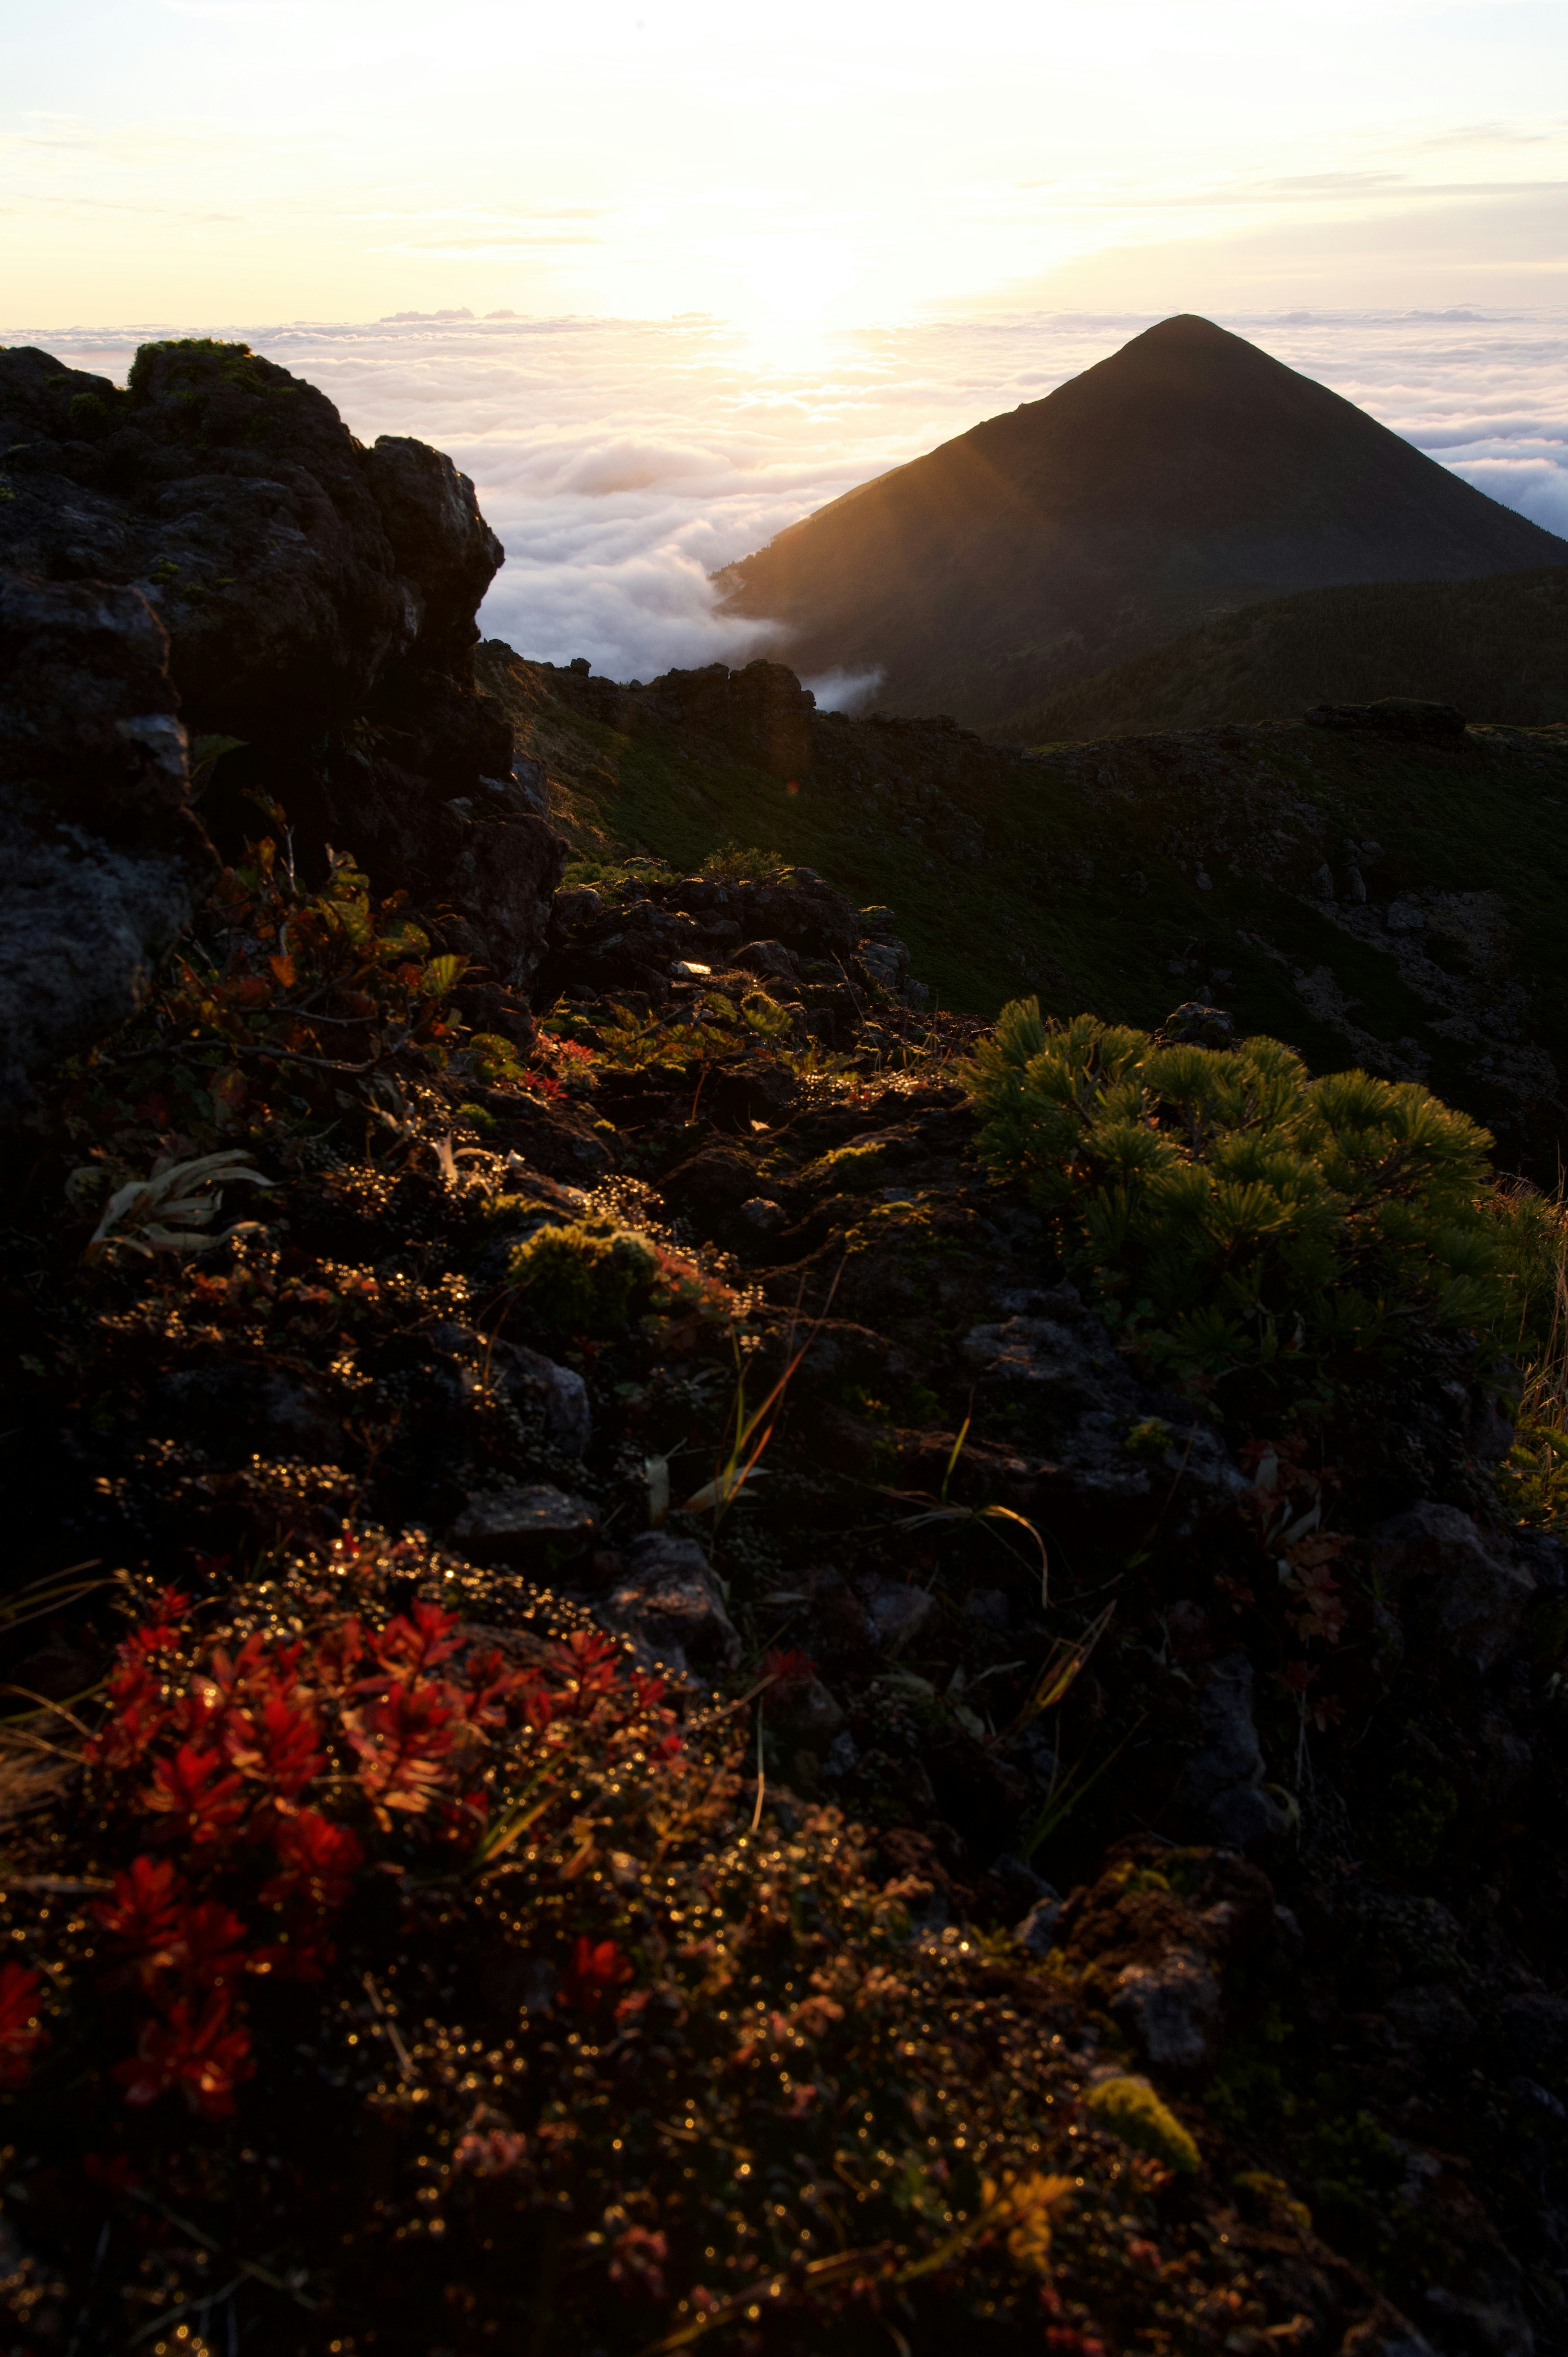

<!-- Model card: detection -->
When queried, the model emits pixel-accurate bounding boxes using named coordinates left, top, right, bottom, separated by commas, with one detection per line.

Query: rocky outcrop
left=535, top=864, right=922, bottom=1021
left=0, top=338, right=562, bottom=991
left=0, top=572, right=211, bottom=1113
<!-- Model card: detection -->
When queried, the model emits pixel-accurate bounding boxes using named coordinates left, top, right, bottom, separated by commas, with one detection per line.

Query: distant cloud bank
left=11, top=308, right=1568, bottom=683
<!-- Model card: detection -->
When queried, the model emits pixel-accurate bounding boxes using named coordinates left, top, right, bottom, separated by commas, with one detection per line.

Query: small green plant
left=966, top=1002, right=1502, bottom=1393
left=506, top=1218, right=659, bottom=1336
left=700, top=839, right=783, bottom=883
left=1085, top=2075, right=1201, bottom=2174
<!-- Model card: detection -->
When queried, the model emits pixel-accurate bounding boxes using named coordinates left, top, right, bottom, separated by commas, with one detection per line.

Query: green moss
left=1124, top=1417, right=1173, bottom=1460
left=506, top=1218, right=658, bottom=1337
left=1085, top=2074, right=1201, bottom=2173
left=803, top=1140, right=890, bottom=1191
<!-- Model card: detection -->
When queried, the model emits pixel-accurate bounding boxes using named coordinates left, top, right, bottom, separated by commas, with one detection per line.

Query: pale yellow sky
left=5, top=0, right=1568, bottom=339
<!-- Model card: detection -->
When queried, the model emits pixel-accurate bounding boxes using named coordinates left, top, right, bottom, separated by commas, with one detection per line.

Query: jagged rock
left=1374, top=1503, right=1537, bottom=1670
left=961, top=1297, right=1248, bottom=1523
left=1384, top=1985, right=1477, bottom=2046
left=858, top=937, right=911, bottom=994
left=769, top=1677, right=845, bottom=1741
left=156, top=1363, right=342, bottom=1462
left=450, top=1485, right=599, bottom=1565
left=636, top=660, right=815, bottom=780
left=1179, top=1653, right=1290, bottom=1847
left=733, top=939, right=800, bottom=982
left=660, top=1144, right=763, bottom=1222
left=506, top=1348, right=591, bottom=1458
left=859, top=1576, right=937, bottom=1655
left=601, top=1532, right=740, bottom=1675
left=1014, top=1889, right=1065, bottom=1956
left=1162, top=1000, right=1234, bottom=1047
left=0, top=570, right=212, bottom=1113
left=740, top=1197, right=786, bottom=1232
left=1108, top=1944, right=1224, bottom=2073
left=1496, top=1993, right=1568, bottom=2075
left=0, top=340, right=563, bottom=984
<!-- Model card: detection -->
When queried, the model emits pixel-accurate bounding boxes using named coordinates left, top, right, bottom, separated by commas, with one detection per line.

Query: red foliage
left=74, top=1581, right=677, bottom=2118
left=561, top=1936, right=633, bottom=2010
left=112, top=1992, right=254, bottom=2118
left=762, top=1646, right=817, bottom=1697
left=0, top=1964, right=48, bottom=2089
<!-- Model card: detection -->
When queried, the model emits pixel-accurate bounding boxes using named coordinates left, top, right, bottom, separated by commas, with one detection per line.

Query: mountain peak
left=717, top=320, right=1568, bottom=725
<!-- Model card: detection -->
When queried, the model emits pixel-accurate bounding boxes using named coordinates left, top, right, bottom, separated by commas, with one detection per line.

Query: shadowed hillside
left=993, top=565, right=1568, bottom=743
left=476, top=643, right=1568, bottom=1182
left=716, top=315, right=1566, bottom=726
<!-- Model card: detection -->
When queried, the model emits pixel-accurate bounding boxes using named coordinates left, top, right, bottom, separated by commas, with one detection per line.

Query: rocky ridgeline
left=0, top=339, right=561, bottom=1108
left=1, top=342, right=1567, bottom=2356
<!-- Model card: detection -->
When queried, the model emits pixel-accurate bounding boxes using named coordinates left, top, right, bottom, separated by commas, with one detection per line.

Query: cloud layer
left=12, top=307, right=1568, bottom=693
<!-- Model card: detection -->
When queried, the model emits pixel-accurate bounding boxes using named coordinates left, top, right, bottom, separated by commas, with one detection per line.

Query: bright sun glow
left=5, top=0, right=1568, bottom=330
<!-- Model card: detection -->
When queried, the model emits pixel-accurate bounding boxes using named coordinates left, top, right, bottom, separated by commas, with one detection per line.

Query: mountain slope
left=477, top=643, right=1568, bottom=1181
left=715, top=315, right=1567, bottom=726
left=995, top=566, right=1568, bottom=743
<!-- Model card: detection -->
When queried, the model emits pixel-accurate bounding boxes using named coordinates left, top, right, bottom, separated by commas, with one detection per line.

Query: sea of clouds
left=13, top=306, right=1568, bottom=707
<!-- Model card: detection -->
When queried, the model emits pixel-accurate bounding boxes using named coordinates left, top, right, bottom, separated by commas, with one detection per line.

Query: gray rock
left=1497, top=1992, right=1568, bottom=2074
left=770, top=1677, right=845, bottom=1740
left=859, top=1577, right=936, bottom=1655
left=1385, top=1984, right=1477, bottom=2045
left=733, top=938, right=800, bottom=982
left=858, top=936, right=911, bottom=992
left=962, top=1304, right=1247, bottom=1521
left=601, top=1532, right=740, bottom=1675
left=1386, top=899, right=1428, bottom=934
left=1015, top=1890, right=1065, bottom=1955
left=739, top=1197, right=786, bottom=1232
left=0, top=571, right=211, bottom=1113
left=1374, top=1502, right=1537, bottom=1670
left=450, top=1485, right=599, bottom=1565
left=1179, top=1653, right=1290, bottom=1846
left=1308, top=862, right=1336, bottom=899
left=1108, top=1944, right=1223, bottom=2074
left=508, top=1347, right=591, bottom=1458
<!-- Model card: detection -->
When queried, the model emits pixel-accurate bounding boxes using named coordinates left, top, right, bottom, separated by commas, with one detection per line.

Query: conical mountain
left=715, top=314, right=1568, bottom=724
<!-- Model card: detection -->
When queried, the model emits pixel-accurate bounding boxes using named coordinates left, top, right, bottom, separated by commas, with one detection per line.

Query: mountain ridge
left=994, top=564, right=1568, bottom=743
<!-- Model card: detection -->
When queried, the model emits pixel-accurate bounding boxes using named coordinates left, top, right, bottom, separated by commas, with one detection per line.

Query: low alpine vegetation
left=966, top=1001, right=1503, bottom=1396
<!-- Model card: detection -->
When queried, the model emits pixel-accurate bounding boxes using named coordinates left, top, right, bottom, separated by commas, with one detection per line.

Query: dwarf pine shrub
left=965, top=1003, right=1501, bottom=1387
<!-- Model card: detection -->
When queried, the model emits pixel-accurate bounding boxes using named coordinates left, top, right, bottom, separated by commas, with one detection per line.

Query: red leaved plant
left=74, top=1577, right=676, bottom=2118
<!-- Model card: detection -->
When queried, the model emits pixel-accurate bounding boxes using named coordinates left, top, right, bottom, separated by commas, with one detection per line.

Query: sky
left=5, top=1, right=1568, bottom=689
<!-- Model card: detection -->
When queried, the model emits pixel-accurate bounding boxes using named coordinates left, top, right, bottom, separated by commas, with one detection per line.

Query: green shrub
left=965, top=1002, right=1501, bottom=1388
left=1086, top=2075, right=1201, bottom=2173
left=506, top=1217, right=659, bottom=1335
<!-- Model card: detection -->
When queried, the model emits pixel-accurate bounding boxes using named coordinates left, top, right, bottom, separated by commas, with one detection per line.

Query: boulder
left=1374, top=1503, right=1537, bottom=1670
left=449, top=1485, right=599, bottom=1565
left=506, top=1348, right=592, bottom=1458
left=1178, top=1653, right=1290, bottom=1848
left=961, top=1297, right=1248, bottom=1525
left=601, top=1532, right=740, bottom=1675
left=0, top=339, right=563, bottom=986
left=0, top=571, right=212, bottom=1113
